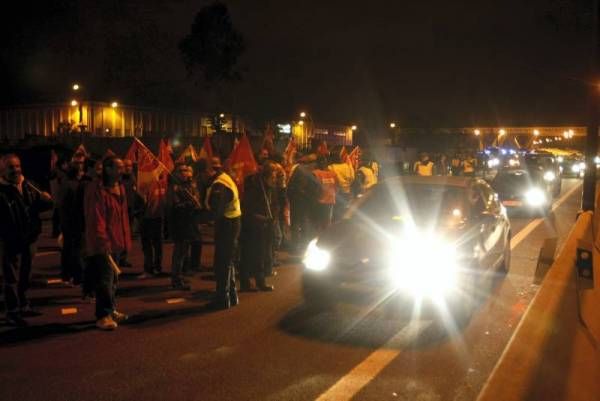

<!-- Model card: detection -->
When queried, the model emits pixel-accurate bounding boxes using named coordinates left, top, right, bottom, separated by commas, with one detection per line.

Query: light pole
left=299, top=111, right=314, bottom=150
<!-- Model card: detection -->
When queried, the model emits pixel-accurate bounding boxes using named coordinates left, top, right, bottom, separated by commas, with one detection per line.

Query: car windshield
left=354, top=183, right=467, bottom=225
left=493, top=171, right=540, bottom=193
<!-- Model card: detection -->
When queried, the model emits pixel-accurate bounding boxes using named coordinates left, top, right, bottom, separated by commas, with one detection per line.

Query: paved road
left=0, top=179, right=583, bottom=401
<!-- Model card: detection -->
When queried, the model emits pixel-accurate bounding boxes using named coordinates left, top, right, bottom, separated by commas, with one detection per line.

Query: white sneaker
left=111, top=310, right=128, bottom=323
left=96, top=316, right=118, bottom=330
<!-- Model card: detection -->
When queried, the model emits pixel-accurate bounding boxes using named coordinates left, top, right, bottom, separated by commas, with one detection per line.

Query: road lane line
left=510, top=182, right=582, bottom=250
left=314, top=321, right=427, bottom=401
left=314, top=182, right=582, bottom=401
left=35, top=251, right=59, bottom=258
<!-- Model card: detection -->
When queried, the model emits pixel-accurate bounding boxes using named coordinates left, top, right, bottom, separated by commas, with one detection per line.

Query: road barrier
left=477, top=211, right=600, bottom=401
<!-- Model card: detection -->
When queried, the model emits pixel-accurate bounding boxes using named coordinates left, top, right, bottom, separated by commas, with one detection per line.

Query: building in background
left=0, top=102, right=248, bottom=142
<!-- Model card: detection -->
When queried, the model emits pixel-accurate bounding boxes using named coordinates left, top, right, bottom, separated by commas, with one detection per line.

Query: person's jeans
left=140, top=218, right=163, bottom=273
left=60, top=231, right=83, bottom=283
left=214, top=217, right=240, bottom=301
left=172, top=241, right=191, bottom=285
left=87, top=254, right=117, bottom=319
left=1, top=242, right=35, bottom=313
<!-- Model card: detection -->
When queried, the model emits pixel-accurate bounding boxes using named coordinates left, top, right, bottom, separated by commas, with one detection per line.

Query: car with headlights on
left=302, top=176, right=511, bottom=321
left=557, top=154, right=585, bottom=178
left=523, top=151, right=561, bottom=197
left=491, top=169, right=552, bottom=215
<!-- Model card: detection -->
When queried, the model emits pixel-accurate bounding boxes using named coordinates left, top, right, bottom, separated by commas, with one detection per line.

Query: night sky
left=0, top=0, right=595, bottom=131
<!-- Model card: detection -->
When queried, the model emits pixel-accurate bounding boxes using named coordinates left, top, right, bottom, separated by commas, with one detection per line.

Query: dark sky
left=0, top=0, right=595, bottom=130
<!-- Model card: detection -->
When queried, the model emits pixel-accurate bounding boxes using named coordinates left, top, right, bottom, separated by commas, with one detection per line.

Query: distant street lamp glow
left=219, top=113, right=225, bottom=118
left=498, top=129, right=506, bottom=136
left=70, top=100, right=78, bottom=106
left=390, top=122, right=396, bottom=128
left=111, top=102, right=118, bottom=108
left=533, top=129, right=540, bottom=136
left=351, top=125, right=358, bottom=131
left=300, top=112, right=307, bottom=118
left=72, top=84, right=80, bottom=91
left=299, top=120, right=304, bottom=126
left=474, top=129, right=480, bottom=136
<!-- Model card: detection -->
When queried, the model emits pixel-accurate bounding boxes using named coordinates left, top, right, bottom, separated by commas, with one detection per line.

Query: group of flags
left=62, top=130, right=361, bottom=198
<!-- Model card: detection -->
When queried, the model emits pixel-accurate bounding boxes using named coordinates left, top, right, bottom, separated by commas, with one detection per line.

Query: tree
left=179, top=1, right=245, bottom=85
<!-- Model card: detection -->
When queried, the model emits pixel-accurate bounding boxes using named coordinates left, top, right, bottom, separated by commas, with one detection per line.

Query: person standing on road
left=167, top=163, right=202, bottom=290
left=59, top=155, right=86, bottom=286
left=462, top=153, right=476, bottom=177
left=204, top=157, right=241, bottom=309
left=0, top=154, right=53, bottom=327
left=119, top=158, right=138, bottom=268
left=356, top=158, right=378, bottom=194
left=287, top=153, right=319, bottom=253
left=312, top=156, right=337, bottom=231
left=84, top=156, right=131, bottom=330
left=240, top=161, right=278, bottom=292
left=413, top=153, right=435, bottom=176
left=137, top=175, right=167, bottom=278
left=328, top=153, right=355, bottom=222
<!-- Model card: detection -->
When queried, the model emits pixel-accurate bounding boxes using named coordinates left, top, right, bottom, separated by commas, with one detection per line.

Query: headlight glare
left=525, top=188, right=546, bottom=206
left=543, top=171, right=556, bottom=181
left=303, top=239, right=331, bottom=271
left=387, top=233, right=459, bottom=297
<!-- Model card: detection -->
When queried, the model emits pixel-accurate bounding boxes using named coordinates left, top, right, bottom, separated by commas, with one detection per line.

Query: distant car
left=302, top=176, right=511, bottom=321
left=491, top=169, right=552, bottom=215
left=523, top=152, right=562, bottom=197
left=557, top=155, right=585, bottom=178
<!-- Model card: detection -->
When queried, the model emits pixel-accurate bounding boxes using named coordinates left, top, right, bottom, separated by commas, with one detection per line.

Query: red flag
left=103, top=148, right=116, bottom=160
left=176, top=144, right=198, bottom=163
left=158, top=139, right=175, bottom=172
left=125, top=138, right=164, bottom=195
left=50, top=149, right=58, bottom=170
left=198, top=136, right=214, bottom=160
left=74, top=143, right=89, bottom=158
left=339, top=146, right=348, bottom=163
left=348, top=146, right=361, bottom=170
left=262, top=124, right=275, bottom=155
left=124, top=139, right=143, bottom=163
left=317, top=141, right=329, bottom=157
left=227, top=134, right=258, bottom=196
left=283, top=136, right=297, bottom=167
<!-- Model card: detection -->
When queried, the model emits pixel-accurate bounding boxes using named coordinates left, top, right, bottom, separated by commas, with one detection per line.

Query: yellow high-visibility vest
left=358, top=166, right=377, bottom=190
left=415, top=161, right=433, bottom=176
left=205, top=172, right=241, bottom=218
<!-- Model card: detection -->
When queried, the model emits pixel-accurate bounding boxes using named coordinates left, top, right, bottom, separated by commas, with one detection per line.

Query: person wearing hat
left=204, top=157, right=242, bottom=309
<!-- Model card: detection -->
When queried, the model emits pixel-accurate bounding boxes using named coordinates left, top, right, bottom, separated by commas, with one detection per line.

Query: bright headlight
left=525, top=188, right=546, bottom=206
left=594, top=156, right=600, bottom=165
left=387, top=233, right=459, bottom=297
left=557, top=156, right=564, bottom=163
left=571, top=164, right=581, bottom=173
left=487, top=158, right=500, bottom=168
left=543, top=171, right=556, bottom=181
left=508, top=159, right=519, bottom=167
left=303, top=239, right=331, bottom=271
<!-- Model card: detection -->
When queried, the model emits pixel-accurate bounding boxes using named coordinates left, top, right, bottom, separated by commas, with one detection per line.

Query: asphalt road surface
left=0, top=179, right=583, bottom=401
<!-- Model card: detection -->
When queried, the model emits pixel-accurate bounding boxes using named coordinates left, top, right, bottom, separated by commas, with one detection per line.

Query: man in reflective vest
left=205, top=157, right=242, bottom=309
left=462, top=154, right=476, bottom=176
left=357, top=159, right=378, bottom=193
left=414, top=153, right=435, bottom=176
left=312, top=156, right=337, bottom=231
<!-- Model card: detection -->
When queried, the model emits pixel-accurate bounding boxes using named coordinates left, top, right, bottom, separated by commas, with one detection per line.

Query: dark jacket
left=242, top=173, right=273, bottom=228
left=166, top=181, right=202, bottom=241
left=0, top=178, right=53, bottom=251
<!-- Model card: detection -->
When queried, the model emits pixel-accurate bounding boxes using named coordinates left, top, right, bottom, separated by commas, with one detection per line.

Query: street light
left=300, top=112, right=307, bottom=118
left=499, top=129, right=506, bottom=136
left=70, top=100, right=78, bottom=107
left=219, top=113, right=225, bottom=118
left=72, top=84, right=80, bottom=91
left=390, top=122, right=396, bottom=128
left=351, top=125, right=358, bottom=131
left=474, top=129, right=480, bottom=136
left=299, top=120, right=304, bottom=126
left=533, top=129, right=540, bottom=136
left=111, top=101, right=118, bottom=108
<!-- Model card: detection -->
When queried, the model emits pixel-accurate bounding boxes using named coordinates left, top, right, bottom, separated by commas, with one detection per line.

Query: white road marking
left=35, top=251, right=59, bottom=258
left=166, top=298, right=186, bottom=304
left=314, top=181, right=582, bottom=401
left=314, top=321, right=427, bottom=401
left=510, top=182, right=582, bottom=250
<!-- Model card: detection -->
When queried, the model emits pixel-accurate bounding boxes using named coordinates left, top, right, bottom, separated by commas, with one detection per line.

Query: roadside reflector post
left=576, top=242, right=594, bottom=290
left=534, top=237, right=558, bottom=285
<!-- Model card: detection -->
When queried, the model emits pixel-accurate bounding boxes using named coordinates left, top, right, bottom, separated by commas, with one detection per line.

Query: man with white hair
left=0, top=154, right=52, bottom=326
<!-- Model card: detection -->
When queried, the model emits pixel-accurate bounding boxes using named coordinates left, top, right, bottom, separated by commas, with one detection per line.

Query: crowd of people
left=0, top=145, right=381, bottom=330
left=1, top=142, right=486, bottom=330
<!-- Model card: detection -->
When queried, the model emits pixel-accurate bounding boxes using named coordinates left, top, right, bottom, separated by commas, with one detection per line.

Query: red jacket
left=84, top=181, right=131, bottom=256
